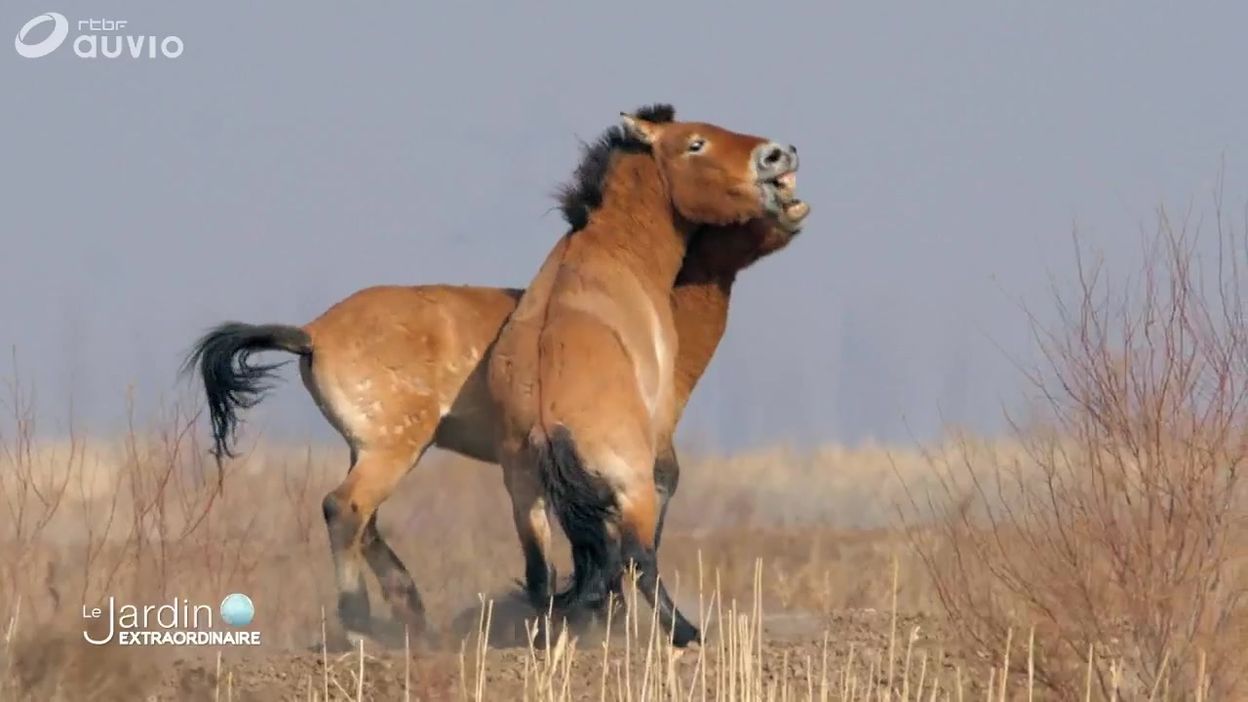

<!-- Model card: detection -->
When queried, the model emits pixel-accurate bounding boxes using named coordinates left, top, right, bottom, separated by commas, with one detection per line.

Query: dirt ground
left=63, top=607, right=962, bottom=701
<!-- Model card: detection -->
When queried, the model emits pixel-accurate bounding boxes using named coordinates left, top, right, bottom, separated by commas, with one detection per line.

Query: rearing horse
left=488, top=105, right=806, bottom=647
left=184, top=105, right=806, bottom=644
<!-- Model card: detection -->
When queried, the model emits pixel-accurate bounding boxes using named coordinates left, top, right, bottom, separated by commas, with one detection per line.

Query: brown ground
left=149, top=609, right=961, bottom=701
left=10, top=591, right=970, bottom=701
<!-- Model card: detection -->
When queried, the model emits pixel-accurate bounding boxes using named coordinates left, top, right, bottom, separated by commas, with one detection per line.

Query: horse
left=487, top=104, right=806, bottom=647
left=182, top=135, right=805, bottom=643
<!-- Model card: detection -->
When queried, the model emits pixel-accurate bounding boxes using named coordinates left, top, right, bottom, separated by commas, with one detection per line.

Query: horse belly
left=433, top=359, right=501, bottom=463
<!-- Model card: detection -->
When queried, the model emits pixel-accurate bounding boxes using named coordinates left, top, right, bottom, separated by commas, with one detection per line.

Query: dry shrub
left=908, top=202, right=1248, bottom=698
left=0, top=387, right=347, bottom=651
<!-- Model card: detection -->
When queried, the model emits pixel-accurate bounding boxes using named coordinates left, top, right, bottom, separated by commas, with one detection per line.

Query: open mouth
left=763, top=170, right=810, bottom=230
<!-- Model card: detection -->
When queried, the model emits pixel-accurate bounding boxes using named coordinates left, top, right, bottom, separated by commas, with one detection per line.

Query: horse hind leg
left=616, top=482, right=701, bottom=647
left=502, top=457, right=558, bottom=611
left=362, top=514, right=427, bottom=639
left=323, top=486, right=372, bottom=637
left=557, top=480, right=696, bottom=645
left=542, top=431, right=696, bottom=646
left=323, top=446, right=427, bottom=640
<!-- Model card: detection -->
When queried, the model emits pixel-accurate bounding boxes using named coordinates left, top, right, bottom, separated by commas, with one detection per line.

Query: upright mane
left=557, top=103, right=676, bottom=232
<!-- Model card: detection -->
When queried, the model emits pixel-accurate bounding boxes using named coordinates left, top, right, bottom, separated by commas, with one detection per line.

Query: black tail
left=181, top=322, right=311, bottom=461
left=533, top=426, right=619, bottom=612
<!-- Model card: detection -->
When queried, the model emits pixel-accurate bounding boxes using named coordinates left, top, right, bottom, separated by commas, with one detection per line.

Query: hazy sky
left=3, top=2, right=1246, bottom=450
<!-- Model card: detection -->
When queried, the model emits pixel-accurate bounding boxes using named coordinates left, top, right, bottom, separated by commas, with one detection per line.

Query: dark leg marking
left=652, top=444, right=681, bottom=551
left=361, top=515, right=427, bottom=635
left=622, top=532, right=700, bottom=647
left=520, top=536, right=558, bottom=611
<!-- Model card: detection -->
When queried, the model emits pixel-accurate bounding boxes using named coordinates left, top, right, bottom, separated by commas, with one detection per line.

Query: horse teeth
left=783, top=200, right=810, bottom=221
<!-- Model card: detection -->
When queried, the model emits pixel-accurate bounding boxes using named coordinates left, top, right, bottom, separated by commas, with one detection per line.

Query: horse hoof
left=671, top=622, right=701, bottom=649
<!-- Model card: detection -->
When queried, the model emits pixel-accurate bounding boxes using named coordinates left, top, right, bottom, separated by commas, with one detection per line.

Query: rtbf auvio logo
left=14, top=11, right=184, bottom=60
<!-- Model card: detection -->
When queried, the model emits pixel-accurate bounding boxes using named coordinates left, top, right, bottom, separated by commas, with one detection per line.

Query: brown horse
left=488, top=104, right=806, bottom=647
left=183, top=145, right=803, bottom=642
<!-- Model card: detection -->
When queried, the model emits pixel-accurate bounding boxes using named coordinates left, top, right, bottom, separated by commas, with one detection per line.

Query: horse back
left=303, top=284, right=520, bottom=452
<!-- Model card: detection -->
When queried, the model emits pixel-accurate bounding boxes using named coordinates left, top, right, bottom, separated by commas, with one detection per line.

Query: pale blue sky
left=2, top=2, right=1246, bottom=449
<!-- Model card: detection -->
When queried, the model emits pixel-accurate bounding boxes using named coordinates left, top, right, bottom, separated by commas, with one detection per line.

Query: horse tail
left=181, top=322, right=311, bottom=461
left=532, top=425, right=619, bottom=612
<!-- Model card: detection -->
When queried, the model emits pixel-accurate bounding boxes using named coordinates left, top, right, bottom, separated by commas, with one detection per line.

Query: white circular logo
left=14, top=12, right=69, bottom=59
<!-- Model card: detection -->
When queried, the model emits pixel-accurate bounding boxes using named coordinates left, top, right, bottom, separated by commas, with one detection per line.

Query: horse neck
left=670, top=277, right=733, bottom=417
left=580, top=153, right=690, bottom=288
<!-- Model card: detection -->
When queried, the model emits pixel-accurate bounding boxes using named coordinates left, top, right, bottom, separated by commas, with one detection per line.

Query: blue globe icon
left=219, top=593, right=254, bottom=627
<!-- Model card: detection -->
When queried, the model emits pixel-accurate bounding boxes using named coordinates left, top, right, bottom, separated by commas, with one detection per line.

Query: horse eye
left=687, top=138, right=706, bottom=153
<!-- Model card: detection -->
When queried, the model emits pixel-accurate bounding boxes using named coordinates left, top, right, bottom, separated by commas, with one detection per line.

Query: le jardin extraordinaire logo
left=83, top=593, right=259, bottom=646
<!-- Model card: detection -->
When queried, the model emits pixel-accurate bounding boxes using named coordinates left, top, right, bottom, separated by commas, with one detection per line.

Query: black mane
left=557, top=103, right=676, bottom=231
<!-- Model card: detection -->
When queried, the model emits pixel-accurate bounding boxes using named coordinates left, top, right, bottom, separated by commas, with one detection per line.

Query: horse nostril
left=756, top=142, right=794, bottom=176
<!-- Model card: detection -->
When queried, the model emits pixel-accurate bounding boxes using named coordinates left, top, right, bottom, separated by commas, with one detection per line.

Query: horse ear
left=620, top=112, right=662, bottom=145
